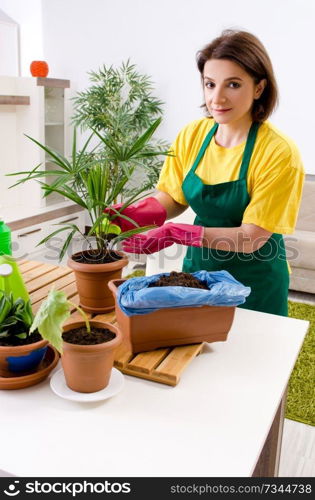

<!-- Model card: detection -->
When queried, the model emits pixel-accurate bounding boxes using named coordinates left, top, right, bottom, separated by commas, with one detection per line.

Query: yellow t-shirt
left=156, top=117, right=305, bottom=234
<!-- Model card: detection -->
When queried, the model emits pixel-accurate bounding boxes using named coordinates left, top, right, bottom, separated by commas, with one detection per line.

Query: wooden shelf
left=36, top=77, right=70, bottom=89
left=0, top=95, right=30, bottom=105
left=8, top=205, right=84, bottom=231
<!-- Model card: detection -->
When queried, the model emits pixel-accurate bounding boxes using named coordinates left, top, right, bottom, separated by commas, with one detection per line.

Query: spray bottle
left=0, top=255, right=30, bottom=302
left=0, top=215, right=12, bottom=256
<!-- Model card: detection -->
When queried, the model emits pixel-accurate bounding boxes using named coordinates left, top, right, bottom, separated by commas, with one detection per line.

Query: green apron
left=182, top=121, right=289, bottom=316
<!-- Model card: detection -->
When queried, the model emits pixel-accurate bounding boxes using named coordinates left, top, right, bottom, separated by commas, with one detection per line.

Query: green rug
left=286, top=301, right=315, bottom=426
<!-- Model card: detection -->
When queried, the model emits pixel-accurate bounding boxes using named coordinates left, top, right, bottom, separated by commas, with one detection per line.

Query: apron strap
left=190, top=123, right=218, bottom=173
left=238, top=121, right=260, bottom=179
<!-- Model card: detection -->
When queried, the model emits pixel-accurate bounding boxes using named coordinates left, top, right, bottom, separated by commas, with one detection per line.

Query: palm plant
left=7, top=118, right=169, bottom=263
left=72, top=60, right=169, bottom=199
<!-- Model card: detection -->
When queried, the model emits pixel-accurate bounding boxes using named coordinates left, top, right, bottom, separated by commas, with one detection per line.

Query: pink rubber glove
left=122, top=222, right=204, bottom=254
left=105, top=197, right=167, bottom=232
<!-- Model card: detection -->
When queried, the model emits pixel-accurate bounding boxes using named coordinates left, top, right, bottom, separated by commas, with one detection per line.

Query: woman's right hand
left=104, top=197, right=167, bottom=232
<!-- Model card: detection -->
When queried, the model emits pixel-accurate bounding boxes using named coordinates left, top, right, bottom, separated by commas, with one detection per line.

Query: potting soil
left=62, top=327, right=115, bottom=345
left=0, top=330, right=42, bottom=347
left=148, top=271, right=208, bottom=290
left=71, top=249, right=122, bottom=264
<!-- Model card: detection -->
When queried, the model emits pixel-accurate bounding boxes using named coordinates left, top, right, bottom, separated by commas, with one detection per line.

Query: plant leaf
left=39, top=183, right=88, bottom=208
left=58, top=228, right=77, bottom=262
left=107, top=207, right=140, bottom=228
left=0, top=292, right=12, bottom=323
left=110, top=224, right=156, bottom=246
left=30, top=289, right=70, bottom=353
left=15, top=332, right=27, bottom=339
left=24, top=134, right=72, bottom=171
left=36, top=225, right=78, bottom=247
left=126, top=117, right=162, bottom=158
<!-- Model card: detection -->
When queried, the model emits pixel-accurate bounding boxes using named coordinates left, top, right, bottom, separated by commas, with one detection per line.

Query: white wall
left=2, top=0, right=314, bottom=174
left=41, top=0, right=314, bottom=174
left=0, top=9, right=20, bottom=76
left=0, top=0, right=43, bottom=76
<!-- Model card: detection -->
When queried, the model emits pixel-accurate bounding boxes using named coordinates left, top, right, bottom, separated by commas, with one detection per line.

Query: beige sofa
left=147, top=181, right=315, bottom=295
left=284, top=180, right=315, bottom=294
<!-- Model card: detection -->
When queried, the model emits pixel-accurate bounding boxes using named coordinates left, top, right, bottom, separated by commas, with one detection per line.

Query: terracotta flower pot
left=0, top=338, right=49, bottom=377
left=108, top=279, right=236, bottom=353
left=30, top=60, right=49, bottom=77
left=61, top=320, right=122, bottom=393
left=67, top=250, right=128, bottom=314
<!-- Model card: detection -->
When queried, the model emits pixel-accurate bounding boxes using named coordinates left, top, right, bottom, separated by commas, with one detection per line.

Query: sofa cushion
left=284, top=229, right=315, bottom=270
left=289, top=267, right=315, bottom=294
left=295, top=180, right=315, bottom=232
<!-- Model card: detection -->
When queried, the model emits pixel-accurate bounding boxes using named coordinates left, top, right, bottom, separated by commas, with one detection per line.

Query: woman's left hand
left=122, top=222, right=204, bottom=254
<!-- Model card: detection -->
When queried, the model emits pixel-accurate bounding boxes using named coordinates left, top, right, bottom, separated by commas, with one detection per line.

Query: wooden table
left=0, top=260, right=309, bottom=477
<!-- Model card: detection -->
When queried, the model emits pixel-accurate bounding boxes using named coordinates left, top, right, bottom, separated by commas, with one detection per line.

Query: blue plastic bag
left=117, top=270, right=251, bottom=316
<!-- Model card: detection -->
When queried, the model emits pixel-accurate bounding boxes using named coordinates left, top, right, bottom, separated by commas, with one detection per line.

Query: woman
left=111, top=29, right=305, bottom=316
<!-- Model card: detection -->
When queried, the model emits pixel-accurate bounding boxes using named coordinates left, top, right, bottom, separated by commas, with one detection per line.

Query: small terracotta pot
left=68, top=250, right=128, bottom=314
left=30, top=60, right=49, bottom=77
left=61, top=320, right=122, bottom=393
left=108, top=279, right=236, bottom=353
left=0, top=338, right=49, bottom=377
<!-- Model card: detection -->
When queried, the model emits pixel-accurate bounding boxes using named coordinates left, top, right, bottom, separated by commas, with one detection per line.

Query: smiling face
left=203, top=59, right=266, bottom=126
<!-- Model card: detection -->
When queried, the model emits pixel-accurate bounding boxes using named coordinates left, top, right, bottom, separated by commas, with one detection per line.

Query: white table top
left=0, top=307, right=309, bottom=477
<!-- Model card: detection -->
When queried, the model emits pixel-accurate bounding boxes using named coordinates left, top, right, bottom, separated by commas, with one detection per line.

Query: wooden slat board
left=20, top=260, right=204, bottom=386
left=112, top=341, right=204, bottom=386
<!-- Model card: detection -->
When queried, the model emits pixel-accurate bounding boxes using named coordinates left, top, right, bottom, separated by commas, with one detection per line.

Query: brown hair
left=196, top=29, right=279, bottom=122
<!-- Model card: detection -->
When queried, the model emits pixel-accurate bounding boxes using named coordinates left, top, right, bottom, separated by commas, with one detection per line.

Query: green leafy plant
left=72, top=60, right=170, bottom=198
left=30, top=289, right=90, bottom=354
left=7, top=117, right=170, bottom=262
left=0, top=290, right=34, bottom=341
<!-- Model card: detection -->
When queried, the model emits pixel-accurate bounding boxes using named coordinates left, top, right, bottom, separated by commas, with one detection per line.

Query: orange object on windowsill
left=30, top=60, right=49, bottom=77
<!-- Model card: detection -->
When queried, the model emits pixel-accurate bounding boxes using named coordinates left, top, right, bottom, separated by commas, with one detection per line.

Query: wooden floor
left=279, top=290, right=315, bottom=477
left=280, top=419, right=315, bottom=477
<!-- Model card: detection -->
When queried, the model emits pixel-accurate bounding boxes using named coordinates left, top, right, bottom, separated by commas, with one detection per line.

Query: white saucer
left=50, top=367, right=124, bottom=402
